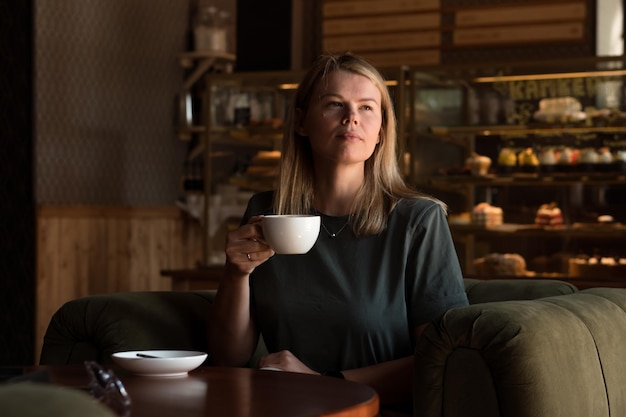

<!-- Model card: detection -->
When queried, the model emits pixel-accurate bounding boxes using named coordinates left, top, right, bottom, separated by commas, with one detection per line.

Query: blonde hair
left=274, top=52, right=443, bottom=235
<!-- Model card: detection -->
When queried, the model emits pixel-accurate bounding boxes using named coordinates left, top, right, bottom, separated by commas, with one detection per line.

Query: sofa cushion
left=0, top=382, right=117, bottom=417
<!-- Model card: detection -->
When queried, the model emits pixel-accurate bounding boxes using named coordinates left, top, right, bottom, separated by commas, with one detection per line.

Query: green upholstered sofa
left=0, top=382, right=117, bottom=417
left=414, top=285, right=626, bottom=417
left=40, top=278, right=626, bottom=416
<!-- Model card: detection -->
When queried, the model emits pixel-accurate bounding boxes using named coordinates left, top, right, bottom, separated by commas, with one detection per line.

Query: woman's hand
left=225, top=215, right=275, bottom=276
left=257, top=350, right=319, bottom=375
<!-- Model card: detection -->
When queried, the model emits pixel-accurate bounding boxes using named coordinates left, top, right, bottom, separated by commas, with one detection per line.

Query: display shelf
left=409, top=56, right=626, bottom=282
left=429, top=172, right=626, bottom=187
left=430, top=125, right=626, bottom=137
left=175, top=57, right=626, bottom=278
left=186, top=127, right=281, bottom=162
left=176, top=51, right=236, bottom=142
left=179, top=51, right=236, bottom=90
left=450, top=223, right=626, bottom=238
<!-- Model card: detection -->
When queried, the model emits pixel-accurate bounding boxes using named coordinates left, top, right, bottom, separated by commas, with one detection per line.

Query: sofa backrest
left=464, top=278, right=578, bottom=304
left=40, top=291, right=214, bottom=365
left=39, top=279, right=578, bottom=366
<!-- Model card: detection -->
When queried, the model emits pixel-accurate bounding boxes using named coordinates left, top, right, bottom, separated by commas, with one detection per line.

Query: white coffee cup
left=261, top=215, right=320, bottom=254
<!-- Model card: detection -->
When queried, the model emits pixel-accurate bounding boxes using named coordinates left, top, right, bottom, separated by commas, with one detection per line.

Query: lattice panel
left=35, top=0, right=190, bottom=204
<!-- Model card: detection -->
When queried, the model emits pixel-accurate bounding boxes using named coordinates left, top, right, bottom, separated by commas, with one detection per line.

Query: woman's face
left=296, top=70, right=382, bottom=167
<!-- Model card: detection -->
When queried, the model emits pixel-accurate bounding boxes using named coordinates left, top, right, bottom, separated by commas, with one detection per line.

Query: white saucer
left=111, top=350, right=208, bottom=377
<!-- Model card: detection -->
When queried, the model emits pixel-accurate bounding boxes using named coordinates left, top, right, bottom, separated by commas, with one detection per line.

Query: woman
left=208, top=53, right=468, bottom=410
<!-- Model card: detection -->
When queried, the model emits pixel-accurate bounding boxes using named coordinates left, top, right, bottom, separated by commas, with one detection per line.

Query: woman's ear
left=295, top=108, right=307, bottom=136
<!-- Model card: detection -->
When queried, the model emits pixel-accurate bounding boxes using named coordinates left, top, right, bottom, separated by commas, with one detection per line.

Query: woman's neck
left=314, top=165, right=364, bottom=216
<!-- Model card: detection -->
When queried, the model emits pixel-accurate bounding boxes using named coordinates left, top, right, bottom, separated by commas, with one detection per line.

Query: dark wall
left=236, top=0, right=293, bottom=71
left=0, top=1, right=35, bottom=365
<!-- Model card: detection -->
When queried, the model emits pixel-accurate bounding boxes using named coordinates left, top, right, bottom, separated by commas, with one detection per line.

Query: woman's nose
left=342, top=109, right=358, bottom=125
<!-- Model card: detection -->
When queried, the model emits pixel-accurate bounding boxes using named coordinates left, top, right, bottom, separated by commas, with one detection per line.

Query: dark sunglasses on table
left=84, top=361, right=132, bottom=417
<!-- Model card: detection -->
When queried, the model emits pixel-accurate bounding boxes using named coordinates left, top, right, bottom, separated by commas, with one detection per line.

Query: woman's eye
left=328, top=101, right=343, bottom=108
left=362, top=105, right=373, bottom=111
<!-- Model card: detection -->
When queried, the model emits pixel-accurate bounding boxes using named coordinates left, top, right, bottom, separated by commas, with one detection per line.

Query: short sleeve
left=241, top=191, right=274, bottom=224
left=405, top=202, right=469, bottom=328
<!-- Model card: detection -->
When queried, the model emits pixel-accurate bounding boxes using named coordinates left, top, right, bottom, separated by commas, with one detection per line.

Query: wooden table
left=161, top=267, right=224, bottom=291
left=36, top=365, right=380, bottom=417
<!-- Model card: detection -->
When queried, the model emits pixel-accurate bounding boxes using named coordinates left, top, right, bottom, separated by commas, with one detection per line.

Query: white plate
left=111, top=350, right=208, bottom=377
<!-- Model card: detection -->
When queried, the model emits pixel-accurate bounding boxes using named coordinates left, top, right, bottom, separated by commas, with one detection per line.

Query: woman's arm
left=257, top=323, right=428, bottom=405
left=207, top=216, right=274, bottom=366
left=344, top=323, right=429, bottom=404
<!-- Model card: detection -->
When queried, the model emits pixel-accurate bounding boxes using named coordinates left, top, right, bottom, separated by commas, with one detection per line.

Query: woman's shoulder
left=395, top=196, right=445, bottom=213
left=244, top=190, right=275, bottom=217
left=392, top=196, right=447, bottom=223
left=249, top=190, right=274, bottom=206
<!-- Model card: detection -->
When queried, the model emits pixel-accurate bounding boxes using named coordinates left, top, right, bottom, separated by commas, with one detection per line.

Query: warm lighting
left=277, top=83, right=299, bottom=90
left=474, top=69, right=626, bottom=83
left=278, top=80, right=399, bottom=89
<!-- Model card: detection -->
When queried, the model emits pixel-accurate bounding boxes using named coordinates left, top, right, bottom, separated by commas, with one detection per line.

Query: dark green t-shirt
left=243, top=191, right=468, bottom=372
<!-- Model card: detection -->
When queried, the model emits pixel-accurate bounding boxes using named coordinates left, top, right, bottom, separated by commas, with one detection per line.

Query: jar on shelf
left=193, top=5, right=228, bottom=53
left=232, top=93, right=251, bottom=127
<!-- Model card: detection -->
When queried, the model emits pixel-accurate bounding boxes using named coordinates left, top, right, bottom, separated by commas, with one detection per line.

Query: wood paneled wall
left=321, top=0, right=594, bottom=67
left=35, top=205, right=203, bottom=361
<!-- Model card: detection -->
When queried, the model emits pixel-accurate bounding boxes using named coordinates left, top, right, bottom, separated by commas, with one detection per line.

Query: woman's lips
left=337, top=132, right=361, bottom=141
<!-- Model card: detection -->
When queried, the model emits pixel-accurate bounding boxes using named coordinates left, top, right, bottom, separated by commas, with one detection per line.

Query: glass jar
left=194, top=6, right=228, bottom=52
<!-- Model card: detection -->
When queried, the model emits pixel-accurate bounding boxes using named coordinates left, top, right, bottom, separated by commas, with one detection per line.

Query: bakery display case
left=407, top=56, right=626, bottom=286
left=176, top=57, right=626, bottom=285
left=188, top=70, right=303, bottom=265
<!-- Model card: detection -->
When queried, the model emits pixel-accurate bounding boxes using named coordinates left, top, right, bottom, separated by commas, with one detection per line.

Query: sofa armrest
left=414, top=288, right=626, bottom=417
left=40, top=291, right=215, bottom=365
left=463, top=278, right=577, bottom=304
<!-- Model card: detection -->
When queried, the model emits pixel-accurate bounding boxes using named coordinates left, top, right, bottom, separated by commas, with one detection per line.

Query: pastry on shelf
left=596, top=147, right=613, bottom=172
left=473, top=253, right=529, bottom=277
left=517, top=147, right=539, bottom=173
left=578, top=147, right=599, bottom=172
left=448, top=212, right=471, bottom=225
left=534, top=202, right=563, bottom=227
left=588, top=107, right=626, bottom=126
left=533, top=97, right=586, bottom=124
left=598, top=214, right=615, bottom=224
left=568, top=255, right=626, bottom=278
left=538, top=147, right=557, bottom=173
left=497, top=147, right=517, bottom=174
left=466, top=152, right=491, bottom=176
left=529, top=252, right=571, bottom=274
left=471, top=202, right=503, bottom=227
left=614, top=150, right=626, bottom=171
left=556, top=147, right=578, bottom=172
left=571, top=215, right=624, bottom=230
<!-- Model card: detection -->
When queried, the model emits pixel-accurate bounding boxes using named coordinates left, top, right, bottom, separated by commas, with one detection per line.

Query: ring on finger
left=246, top=253, right=252, bottom=261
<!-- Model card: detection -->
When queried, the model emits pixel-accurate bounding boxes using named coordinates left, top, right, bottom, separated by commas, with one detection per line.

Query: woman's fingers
left=225, top=217, right=274, bottom=273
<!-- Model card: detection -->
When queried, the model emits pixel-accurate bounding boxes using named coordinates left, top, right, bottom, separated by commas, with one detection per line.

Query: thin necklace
left=320, top=219, right=350, bottom=238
